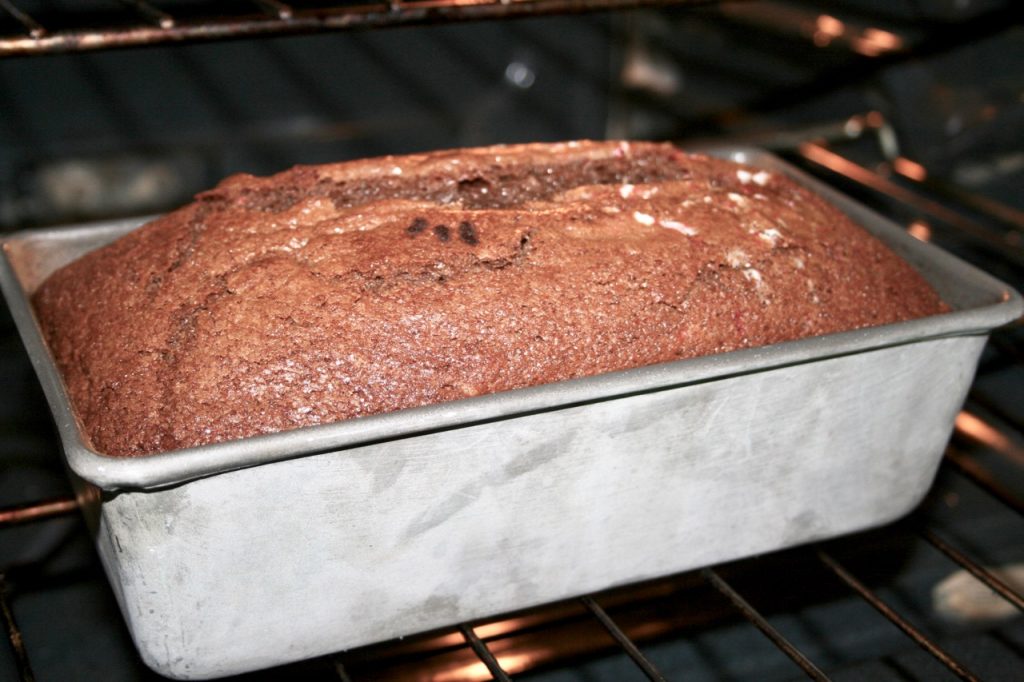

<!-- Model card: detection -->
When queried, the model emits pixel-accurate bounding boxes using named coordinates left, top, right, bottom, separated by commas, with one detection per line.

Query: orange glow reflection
left=852, top=28, right=904, bottom=56
left=434, top=652, right=546, bottom=682
left=851, top=37, right=882, bottom=57
left=816, top=15, right=844, bottom=36
left=432, top=631, right=468, bottom=647
left=428, top=619, right=534, bottom=646
left=474, top=617, right=533, bottom=639
left=863, top=28, right=903, bottom=51
left=813, top=14, right=844, bottom=46
left=956, top=411, right=1024, bottom=466
left=894, top=157, right=928, bottom=181
left=907, top=220, right=932, bottom=242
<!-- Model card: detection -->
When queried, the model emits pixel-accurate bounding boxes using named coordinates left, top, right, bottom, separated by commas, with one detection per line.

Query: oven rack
left=1, top=142, right=1022, bottom=681
left=0, top=0, right=721, bottom=57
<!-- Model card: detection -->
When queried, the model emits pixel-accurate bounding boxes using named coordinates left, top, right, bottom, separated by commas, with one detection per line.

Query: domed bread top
left=32, top=141, right=947, bottom=456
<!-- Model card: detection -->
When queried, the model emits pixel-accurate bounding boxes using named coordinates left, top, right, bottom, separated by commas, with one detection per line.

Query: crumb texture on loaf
left=32, top=141, right=948, bottom=457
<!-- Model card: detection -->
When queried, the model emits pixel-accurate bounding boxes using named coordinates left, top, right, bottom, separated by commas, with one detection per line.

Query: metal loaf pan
left=1, top=148, right=1021, bottom=679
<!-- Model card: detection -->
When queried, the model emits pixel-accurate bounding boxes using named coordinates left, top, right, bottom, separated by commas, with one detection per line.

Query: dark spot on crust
left=458, top=221, right=478, bottom=245
left=406, top=217, right=428, bottom=235
left=458, top=177, right=490, bottom=192
left=456, top=177, right=492, bottom=206
left=145, top=274, right=163, bottom=295
left=434, top=225, right=451, bottom=242
left=242, top=188, right=300, bottom=213
left=195, top=194, right=228, bottom=218
left=328, top=188, right=350, bottom=209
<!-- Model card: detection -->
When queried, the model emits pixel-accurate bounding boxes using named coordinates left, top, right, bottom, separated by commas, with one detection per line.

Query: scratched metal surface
left=93, top=334, right=981, bottom=678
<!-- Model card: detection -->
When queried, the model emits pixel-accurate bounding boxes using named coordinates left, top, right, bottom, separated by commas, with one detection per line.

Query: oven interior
left=1, top=0, right=1023, bottom=680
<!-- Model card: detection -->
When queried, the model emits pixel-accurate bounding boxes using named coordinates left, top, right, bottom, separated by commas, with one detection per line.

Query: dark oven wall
left=0, top=14, right=613, bottom=229
left=2, top=1, right=1022, bottom=230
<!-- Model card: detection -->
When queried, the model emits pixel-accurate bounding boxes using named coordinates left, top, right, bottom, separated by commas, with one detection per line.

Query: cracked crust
left=32, top=141, right=947, bottom=456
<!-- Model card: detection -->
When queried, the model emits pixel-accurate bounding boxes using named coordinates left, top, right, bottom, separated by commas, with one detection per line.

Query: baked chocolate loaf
left=33, top=141, right=947, bottom=457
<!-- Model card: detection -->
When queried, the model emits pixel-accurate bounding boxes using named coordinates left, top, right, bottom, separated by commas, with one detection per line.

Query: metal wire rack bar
left=458, top=623, right=513, bottom=682
left=0, top=0, right=42, bottom=39
left=0, top=497, right=79, bottom=678
left=0, top=0, right=725, bottom=57
left=1, top=572, right=34, bottom=682
left=945, top=449, right=1024, bottom=516
left=921, top=527, right=1024, bottom=614
left=580, top=595, right=669, bottom=682
left=955, top=409, right=1024, bottom=469
left=117, top=0, right=176, bottom=29
left=891, top=166, right=1024, bottom=238
left=333, top=659, right=355, bottom=682
left=797, top=142, right=1024, bottom=266
left=0, top=496, right=78, bottom=528
left=702, top=568, right=831, bottom=681
left=252, top=0, right=294, bottom=20
left=816, top=549, right=981, bottom=682
left=967, top=390, right=1024, bottom=440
